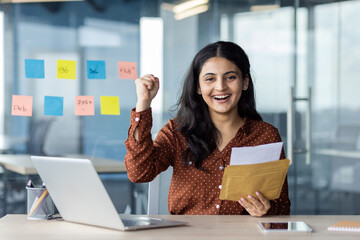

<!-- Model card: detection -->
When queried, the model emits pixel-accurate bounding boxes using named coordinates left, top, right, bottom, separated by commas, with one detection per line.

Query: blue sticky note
left=25, top=59, right=45, bottom=79
left=44, top=96, right=64, bottom=116
left=87, top=60, right=106, bottom=79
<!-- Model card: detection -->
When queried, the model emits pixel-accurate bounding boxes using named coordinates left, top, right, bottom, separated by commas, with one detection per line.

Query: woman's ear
left=197, top=87, right=201, bottom=94
left=243, top=76, right=249, bottom=91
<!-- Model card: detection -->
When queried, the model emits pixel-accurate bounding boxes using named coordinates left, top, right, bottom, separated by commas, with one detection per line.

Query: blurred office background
left=0, top=0, right=359, bottom=217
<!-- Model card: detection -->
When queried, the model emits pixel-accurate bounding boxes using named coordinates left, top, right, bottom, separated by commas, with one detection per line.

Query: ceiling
left=164, top=0, right=352, bottom=9
left=162, top=0, right=353, bottom=15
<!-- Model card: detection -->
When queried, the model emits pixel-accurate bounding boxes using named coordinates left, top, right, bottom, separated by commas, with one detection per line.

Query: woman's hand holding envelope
left=238, top=191, right=270, bottom=217
left=219, top=159, right=291, bottom=216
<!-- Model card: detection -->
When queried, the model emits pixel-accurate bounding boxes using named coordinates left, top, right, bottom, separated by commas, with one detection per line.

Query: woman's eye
left=205, top=77, right=214, bottom=81
left=226, top=75, right=236, bottom=80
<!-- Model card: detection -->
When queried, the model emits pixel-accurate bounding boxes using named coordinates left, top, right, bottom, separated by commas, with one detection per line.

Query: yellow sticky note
left=57, top=60, right=76, bottom=79
left=100, top=96, right=120, bottom=115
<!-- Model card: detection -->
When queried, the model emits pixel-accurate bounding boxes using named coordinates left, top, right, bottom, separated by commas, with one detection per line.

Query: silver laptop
left=30, top=156, right=187, bottom=231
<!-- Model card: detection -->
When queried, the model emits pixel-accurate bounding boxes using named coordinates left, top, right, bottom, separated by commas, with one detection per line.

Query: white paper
left=230, top=142, right=283, bottom=165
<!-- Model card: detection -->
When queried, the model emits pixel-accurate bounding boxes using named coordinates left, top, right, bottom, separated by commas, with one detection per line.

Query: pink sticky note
left=118, top=61, right=138, bottom=79
left=75, top=96, right=95, bottom=116
left=12, top=95, right=33, bottom=116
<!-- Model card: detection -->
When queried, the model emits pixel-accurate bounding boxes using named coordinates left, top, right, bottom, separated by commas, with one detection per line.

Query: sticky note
left=118, top=61, right=138, bottom=79
left=87, top=60, right=106, bottom=79
left=100, top=96, right=120, bottom=115
left=75, top=96, right=95, bottom=116
left=25, top=59, right=45, bottom=79
left=11, top=95, right=33, bottom=116
left=44, top=96, right=64, bottom=116
left=57, top=60, right=76, bottom=79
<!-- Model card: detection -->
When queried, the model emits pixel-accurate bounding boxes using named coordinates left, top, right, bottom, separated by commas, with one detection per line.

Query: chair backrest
left=147, top=168, right=172, bottom=215
left=27, top=118, right=54, bottom=155
left=337, top=125, right=360, bottom=150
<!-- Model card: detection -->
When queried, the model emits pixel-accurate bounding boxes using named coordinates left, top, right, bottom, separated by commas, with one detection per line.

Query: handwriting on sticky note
left=118, top=62, right=138, bottom=79
left=57, top=60, right=76, bottom=79
left=87, top=60, right=106, bottom=79
left=100, top=96, right=120, bottom=115
left=75, top=96, right=95, bottom=116
left=12, top=95, right=33, bottom=116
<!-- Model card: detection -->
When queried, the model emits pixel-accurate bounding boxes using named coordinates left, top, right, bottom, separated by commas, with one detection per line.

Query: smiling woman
left=198, top=57, right=248, bottom=122
left=125, top=41, right=291, bottom=216
left=197, top=57, right=248, bottom=151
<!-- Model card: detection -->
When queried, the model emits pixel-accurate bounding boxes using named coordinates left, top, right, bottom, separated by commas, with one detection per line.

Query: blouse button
left=216, top=204, right=220, bottom=209
left=219, top=166, right=224, bottom=170
left=135, top=117, right=140, bottom=122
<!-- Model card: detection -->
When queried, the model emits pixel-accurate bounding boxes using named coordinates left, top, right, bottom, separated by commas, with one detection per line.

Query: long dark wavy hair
left=175, top=41, right=262, bottom=169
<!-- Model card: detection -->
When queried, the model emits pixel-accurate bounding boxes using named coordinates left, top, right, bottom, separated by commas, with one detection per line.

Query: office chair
left=27, top=118, right=55, bottom=155
left=147, top=168, right=172, bottom=215
left=2, top=118, right=55, bottom=215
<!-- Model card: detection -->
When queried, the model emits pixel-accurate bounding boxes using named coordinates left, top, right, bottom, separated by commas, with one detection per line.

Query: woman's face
left=198, top=57, right=249, bottom=118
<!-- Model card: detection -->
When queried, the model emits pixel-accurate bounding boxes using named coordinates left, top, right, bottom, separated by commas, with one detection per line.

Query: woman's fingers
left=238, top=192, right=270, bottom=217
left=238, top=198, right=253, bottom=210
left=247, top=195, right=264, bottom=210
left=136, top=74, right=159, bottom=91
left=255, top=192, right=271, bottom=210
left=141, top=78, right=154, bottom=90
left=152, top=76, right=160, bottom=89
left=135, top=74, right=160, bottom=112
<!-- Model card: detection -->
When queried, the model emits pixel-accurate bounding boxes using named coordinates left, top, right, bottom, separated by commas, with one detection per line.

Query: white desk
left=314, top=148, right=360, bottom=159
left=0, top=154, right=126, bottom=175
left=0, top=135, right=27, bottom=153
left=0, top=215, right=359, bottom=240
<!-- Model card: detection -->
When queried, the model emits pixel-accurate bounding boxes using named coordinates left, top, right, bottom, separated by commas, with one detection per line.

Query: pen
left=29, top=189, right=49, bottom=217
left=30, top=195, right=50, bottom=215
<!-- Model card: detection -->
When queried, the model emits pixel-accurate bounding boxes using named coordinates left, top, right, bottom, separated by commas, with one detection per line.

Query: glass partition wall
left=0, top=0, right=144, bottom=216
left=161, top=0, right=360, bottom=215
left=1, top=0, right=359, bottom=217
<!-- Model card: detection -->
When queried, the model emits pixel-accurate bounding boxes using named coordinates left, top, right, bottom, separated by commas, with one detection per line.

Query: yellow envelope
left=219, top=159, right=290, bottom=201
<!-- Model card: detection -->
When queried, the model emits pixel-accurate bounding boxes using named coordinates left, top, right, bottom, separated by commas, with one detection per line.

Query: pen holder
left=26, top=186, right=54, bottom=220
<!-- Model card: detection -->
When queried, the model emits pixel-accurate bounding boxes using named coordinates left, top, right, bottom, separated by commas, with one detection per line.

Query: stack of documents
left=219, top=142, right=290, bottom=201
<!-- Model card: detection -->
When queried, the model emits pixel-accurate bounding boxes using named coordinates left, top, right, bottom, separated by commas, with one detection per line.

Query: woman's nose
left=215, top=79, right=226, bottom=90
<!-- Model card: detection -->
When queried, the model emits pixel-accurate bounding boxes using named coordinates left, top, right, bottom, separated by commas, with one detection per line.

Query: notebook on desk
left=30, top=156, right=187, bottom=231
left=327, top=221, right=360, bottom=232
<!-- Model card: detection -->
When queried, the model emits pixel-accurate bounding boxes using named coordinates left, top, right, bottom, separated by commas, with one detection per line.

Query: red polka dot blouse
left=125, top=108, right=291, bottom=215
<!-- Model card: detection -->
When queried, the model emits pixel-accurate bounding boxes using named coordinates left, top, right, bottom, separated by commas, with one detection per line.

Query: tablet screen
left=258, top=221, right=312, bottom=232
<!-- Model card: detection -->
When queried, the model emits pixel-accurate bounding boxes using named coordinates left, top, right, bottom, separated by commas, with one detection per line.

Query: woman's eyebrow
left=202, top=72, right=216, bottom=77
left=224, top=71, right=238, bottom=75
left=201, top=70, right=239, bottom=78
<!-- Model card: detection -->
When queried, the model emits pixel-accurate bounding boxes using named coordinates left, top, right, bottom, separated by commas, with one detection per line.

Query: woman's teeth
left=214, top=95, right=230, bottom=100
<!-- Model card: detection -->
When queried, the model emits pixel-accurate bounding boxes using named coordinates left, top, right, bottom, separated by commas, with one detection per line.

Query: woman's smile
left=213, top=94, right=231, bottom=101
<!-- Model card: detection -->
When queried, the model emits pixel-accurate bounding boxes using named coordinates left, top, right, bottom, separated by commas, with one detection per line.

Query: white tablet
left=258, top=221, right=313, bottom=233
